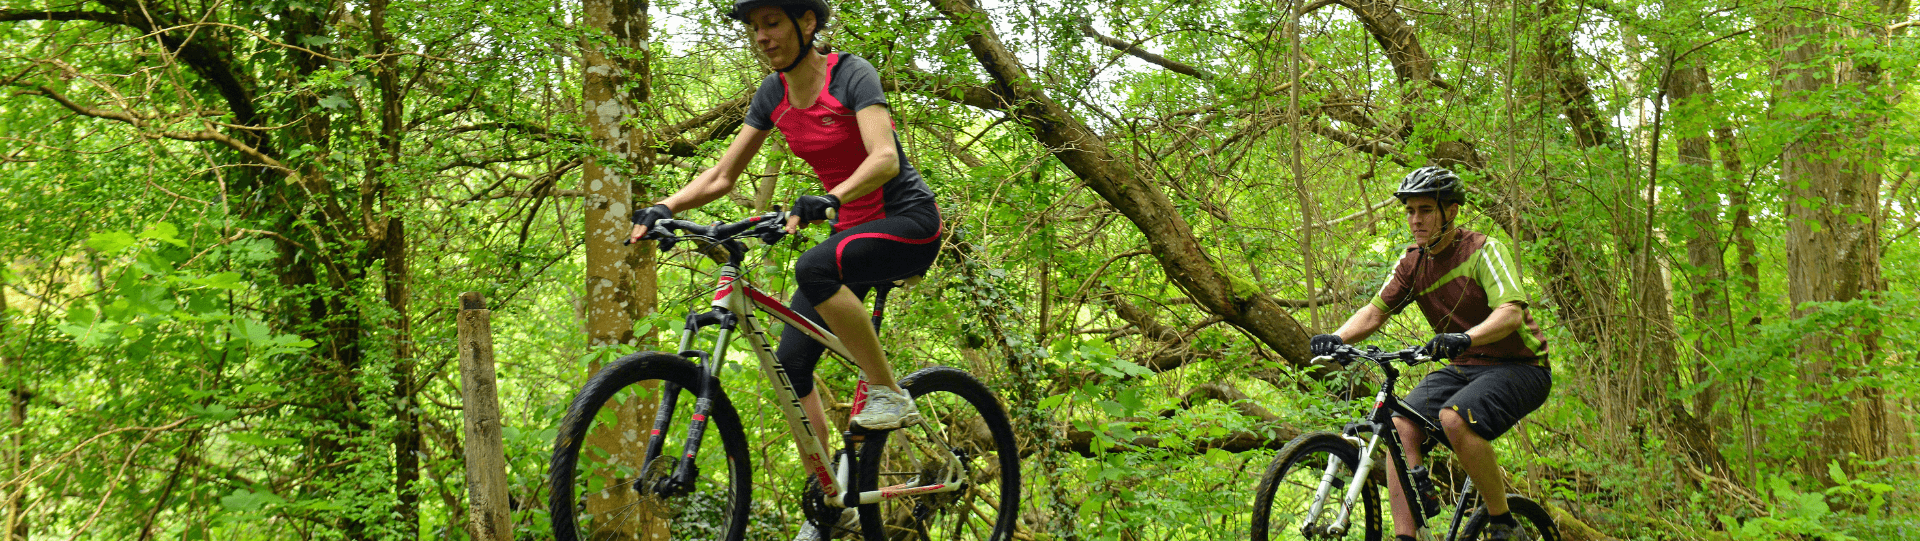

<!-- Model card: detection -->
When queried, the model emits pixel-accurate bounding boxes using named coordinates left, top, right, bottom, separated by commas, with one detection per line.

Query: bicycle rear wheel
left=855, top=366, right=1021, bottom=541
left=548, top=352, right=752, bottom=541
left=1460, top=495, right=1558, bottom=541
left=1251, top=432, right=1383, bottom=541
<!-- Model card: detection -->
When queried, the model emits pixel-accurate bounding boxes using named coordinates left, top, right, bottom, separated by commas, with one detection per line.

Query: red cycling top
left=765, top=53, right=935, bottom=232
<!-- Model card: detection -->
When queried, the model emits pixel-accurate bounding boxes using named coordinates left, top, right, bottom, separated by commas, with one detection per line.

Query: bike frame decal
left=670, top=255, right=968, bottom=517
left=715, top=278, right=857, bottom=501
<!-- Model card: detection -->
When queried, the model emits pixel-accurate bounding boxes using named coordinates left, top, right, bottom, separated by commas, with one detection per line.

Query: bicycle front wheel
left=1460, top=495, right=1558, bottom=541
left=855, top=366, right=1021, bottom=541
left=548, top=352, right=752, bottom=541
left=1251, top=432, right=1383, bottom=541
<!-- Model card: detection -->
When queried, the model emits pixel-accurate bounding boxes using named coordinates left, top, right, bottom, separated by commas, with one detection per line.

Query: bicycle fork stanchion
left=638, top=381, right=682, bottom=482
left=665, top=316, right=734, bottom=496
left=645, top=303, right=739, bottom=497
left=1327, top=431, right=1385, bottom=535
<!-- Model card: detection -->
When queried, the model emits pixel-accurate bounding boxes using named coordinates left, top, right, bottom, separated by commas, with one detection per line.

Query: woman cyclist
left=628, top=0, right=939, bottom=433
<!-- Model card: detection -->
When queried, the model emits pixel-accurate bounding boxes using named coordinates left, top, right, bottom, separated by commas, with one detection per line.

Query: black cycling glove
left=1424, top=332, right=1472, bottom=359
left=791, top=194, right=841, bottom=224
left=631, top=203, right=674, bottom=230
left=1309, top=334, right=1343, bottom=356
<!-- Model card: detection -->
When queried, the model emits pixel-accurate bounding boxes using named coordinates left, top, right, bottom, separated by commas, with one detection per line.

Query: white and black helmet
left=1393, top=166, right=1465, bottom=206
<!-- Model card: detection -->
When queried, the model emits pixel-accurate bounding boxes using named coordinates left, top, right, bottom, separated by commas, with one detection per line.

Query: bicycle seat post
left=869, top=284, right=893, bottom=332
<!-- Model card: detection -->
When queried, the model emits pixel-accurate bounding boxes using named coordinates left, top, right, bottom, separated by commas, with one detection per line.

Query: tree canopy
left=2, top=0, right=1916, bottom=539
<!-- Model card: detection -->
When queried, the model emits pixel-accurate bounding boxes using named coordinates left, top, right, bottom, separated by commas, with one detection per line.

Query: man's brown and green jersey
left=1369, top=228, right=1550, bottom=365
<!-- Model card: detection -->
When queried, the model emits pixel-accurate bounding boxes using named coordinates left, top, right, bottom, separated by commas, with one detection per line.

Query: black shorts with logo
left=1394, top=362, right=1552, bottom=442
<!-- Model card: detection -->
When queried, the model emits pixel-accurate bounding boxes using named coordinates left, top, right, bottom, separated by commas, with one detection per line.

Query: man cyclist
left=630, top=0, right=938, bottom=436
left=1310, top=166, right=1552, bottom=541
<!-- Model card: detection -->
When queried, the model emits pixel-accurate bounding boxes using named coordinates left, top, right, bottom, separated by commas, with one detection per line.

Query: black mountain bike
left=1250, top=345, right=1558, bottom=541
left=547, top=211, right=1021, bottom=541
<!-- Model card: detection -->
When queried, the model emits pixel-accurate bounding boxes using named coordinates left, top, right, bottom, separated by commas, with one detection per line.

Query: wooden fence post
left=458, top=292, right=512, bottom=541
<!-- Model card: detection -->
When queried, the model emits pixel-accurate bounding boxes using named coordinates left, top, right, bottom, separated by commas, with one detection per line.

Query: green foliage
left=3, top=0, right=1918, bottom=539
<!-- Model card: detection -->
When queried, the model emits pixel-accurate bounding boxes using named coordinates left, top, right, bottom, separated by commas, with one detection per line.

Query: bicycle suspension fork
left=637, top=306, right=737, bottom=497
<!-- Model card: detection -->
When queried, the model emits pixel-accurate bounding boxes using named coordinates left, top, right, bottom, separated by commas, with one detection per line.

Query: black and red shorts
left=775, top=205, right=941, bottom=397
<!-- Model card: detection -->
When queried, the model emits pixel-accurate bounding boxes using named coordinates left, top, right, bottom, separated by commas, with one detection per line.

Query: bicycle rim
left=548, top=352, right=752, bottom=541
left=855, top=366, right=1021, bottom=541
left=1250, top=432, right=1383, bottom=541
left=1460, top=495, right=1559, bottom=541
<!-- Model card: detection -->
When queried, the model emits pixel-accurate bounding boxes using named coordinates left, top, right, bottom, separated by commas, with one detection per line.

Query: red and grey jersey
left=1370, top=229, right=1550, bottom=365
left=744, top=53, right=937, bottom=232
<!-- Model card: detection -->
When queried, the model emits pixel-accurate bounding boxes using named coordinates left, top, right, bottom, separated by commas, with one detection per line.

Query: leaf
left=138, top=222, right=187, bottom=247
left=190, top=403, right=240, bottom=422
left=196, top=272, right=246, bottom=290
left=1116, top=388, right=1143, bottom=414
left=229, top=432, right=297, bottom=447
left=317, top=94, right=352, bottom=110
left=1037, top=394, right=1066, bottom=410
left=87, top=231, right=137, bottom=253
left=220, top=488, right=284, bottom=512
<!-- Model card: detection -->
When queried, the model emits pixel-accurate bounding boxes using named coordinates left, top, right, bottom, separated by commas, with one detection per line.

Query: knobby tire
left=1460, top=495, right=1558, bottom=541
left=548, top=352, right=752, bottom=541
left=1251, top=432, right=1384, bottom=541
left=855, top=366, right=1021, bottom=541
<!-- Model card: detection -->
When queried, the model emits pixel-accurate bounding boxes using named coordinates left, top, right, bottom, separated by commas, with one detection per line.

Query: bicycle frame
left=637, top=238, right=964, bottom=513
left=1298, top=351, right=1482, bottom=540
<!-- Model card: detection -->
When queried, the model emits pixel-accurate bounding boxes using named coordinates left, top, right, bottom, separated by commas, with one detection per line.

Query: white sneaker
left=851, top=385, right=924, bottom=430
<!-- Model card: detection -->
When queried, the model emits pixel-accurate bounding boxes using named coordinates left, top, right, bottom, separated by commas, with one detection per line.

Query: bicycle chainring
left=800, top=478, right=845, bottom=532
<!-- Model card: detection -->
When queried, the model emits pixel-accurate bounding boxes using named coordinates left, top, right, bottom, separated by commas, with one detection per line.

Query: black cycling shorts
left=1395, top=362, right=1552, bottom=442
left=775, top=205, right=941, bottom=397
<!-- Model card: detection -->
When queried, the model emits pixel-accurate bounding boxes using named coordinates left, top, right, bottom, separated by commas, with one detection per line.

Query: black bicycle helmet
left=725, top=0, right=831, bottom=26
left=726, top=0, right=832, bottom=73
left=1393, top=166, right=1466, bottom=206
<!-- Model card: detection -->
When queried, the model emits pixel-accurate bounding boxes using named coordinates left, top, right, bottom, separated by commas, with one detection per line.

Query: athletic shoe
left=851, top=385, right=924, bottom=430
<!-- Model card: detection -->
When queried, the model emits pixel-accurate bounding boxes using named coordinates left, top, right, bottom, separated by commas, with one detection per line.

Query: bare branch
left=1078, top=21, right=1215, bottom=81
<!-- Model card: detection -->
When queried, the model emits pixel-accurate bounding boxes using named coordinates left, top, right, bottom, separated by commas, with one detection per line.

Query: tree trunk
left=926, top=0, right=1316, bottom=368
left=1663, top=57, right=1733, bottom=476
left=1773, top=2, right=1889, bottom=479
left=581, top=0, right=660, bottom=535
left=370, top=0, right=419, bottom=533
left=0, top=282, right=24, bottom=541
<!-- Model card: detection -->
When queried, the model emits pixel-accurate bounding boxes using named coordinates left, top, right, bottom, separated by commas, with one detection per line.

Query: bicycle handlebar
left=630, top=211, right=791, bottom=252
left=1311, top=345, right=1435, bottom=367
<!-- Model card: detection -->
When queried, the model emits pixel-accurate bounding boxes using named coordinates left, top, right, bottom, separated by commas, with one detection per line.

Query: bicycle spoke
left=857, top=367, right=1019, bottom=541
left=1251, top=433, right=1382, bottom=541
left=548, top=354, right=752, bottom=541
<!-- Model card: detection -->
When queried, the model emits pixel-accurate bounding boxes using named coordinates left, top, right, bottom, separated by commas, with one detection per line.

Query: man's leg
left=1384, top=416, right=1427, bottom=538
left=1439, top=408, right=1507, bottom=516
